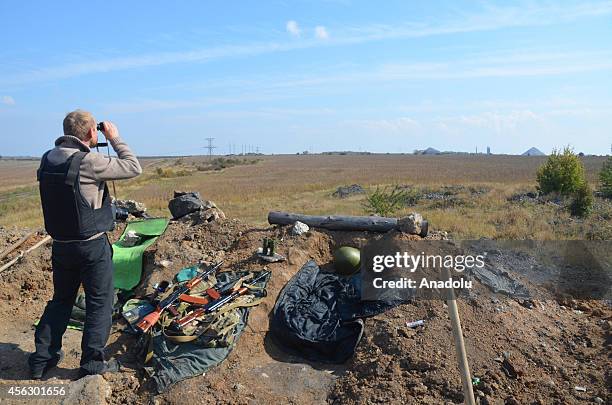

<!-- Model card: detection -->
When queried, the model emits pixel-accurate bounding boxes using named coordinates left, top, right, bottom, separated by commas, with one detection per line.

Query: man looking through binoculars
left=29, top=110, right=141, bottom=379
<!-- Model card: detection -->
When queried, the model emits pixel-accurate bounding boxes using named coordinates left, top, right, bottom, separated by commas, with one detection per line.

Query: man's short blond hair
left=63, top=110, right=96, bottom=141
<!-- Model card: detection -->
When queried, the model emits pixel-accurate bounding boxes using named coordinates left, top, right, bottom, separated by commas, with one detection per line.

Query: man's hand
left=100, top=121, right=119, bottom=141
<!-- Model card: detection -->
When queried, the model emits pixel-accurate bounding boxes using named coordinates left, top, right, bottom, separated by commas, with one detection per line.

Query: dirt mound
left=0, top=227, right=34, bottom=250
left=0, top=234, right=54, bottom=320
left=0, top=218, right=609, bottom=405
left=330, top=298, right=610, bottom=404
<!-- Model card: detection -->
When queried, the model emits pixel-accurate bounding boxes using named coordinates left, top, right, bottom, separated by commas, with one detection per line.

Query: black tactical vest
left=37, top=150, right=114, bottom=241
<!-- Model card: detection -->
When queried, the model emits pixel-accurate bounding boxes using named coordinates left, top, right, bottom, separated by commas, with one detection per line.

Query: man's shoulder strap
left=65, top=151, right=89, bottom=186
left=36, top=150, right=52, bottom=181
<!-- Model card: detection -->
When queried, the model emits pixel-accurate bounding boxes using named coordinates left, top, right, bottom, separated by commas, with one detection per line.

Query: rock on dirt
left=168, top=191, right=206, bottom=218
left=112, top=199, right=147, bottom=217
left=332, top=184, right=365, bottom=198
left=62, top=375, right=111, bottom=405
left=398, top=212, right=427, bottom=236
left=168, top=190, right=225, bottom=225
left=291, top=221, right=309, bottom=235
left=178, top=207, right=226, bottom=226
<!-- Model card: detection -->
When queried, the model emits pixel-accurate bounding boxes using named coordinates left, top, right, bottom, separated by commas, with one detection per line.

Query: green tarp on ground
left=143, top=270, right=271, bottom=393
left=112, top=218, right=169, bottom=291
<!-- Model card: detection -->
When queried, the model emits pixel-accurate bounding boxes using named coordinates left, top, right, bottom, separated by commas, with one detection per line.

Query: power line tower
left=204, top=137, right=216, bottom=160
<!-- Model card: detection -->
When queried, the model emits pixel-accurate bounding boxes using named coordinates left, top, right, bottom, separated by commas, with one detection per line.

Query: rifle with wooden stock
left=170, top=270, right=270, bottom=331
left=136, top=261, right=224, bottom=332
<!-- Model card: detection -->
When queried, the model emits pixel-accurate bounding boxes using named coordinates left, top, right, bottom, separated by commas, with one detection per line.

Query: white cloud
left=286, top=20, right=301, bottom=37
left=377, top=50, right=612, bottom=80
left=435, top=110, right=543, bottom=134
left=2, top=1, right=612, bottom=86
left=335, top=1, right=612, bottom=43
left=122, top=48, right=612, bottom=103
left=315, top=26, right=329, bottom=40
left=1, top=96, right=15, bottom=105
left=351, top=111, right=544, bottom=136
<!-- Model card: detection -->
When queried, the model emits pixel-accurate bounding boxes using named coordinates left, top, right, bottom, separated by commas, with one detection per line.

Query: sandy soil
left=0, top=219, right=609, bottom=405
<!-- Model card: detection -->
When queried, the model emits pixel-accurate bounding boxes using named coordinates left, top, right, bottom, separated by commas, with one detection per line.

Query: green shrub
left=599, top=156, right=612, bottom=198
left=196, top=157, right=260, bottom=171
left=155, top=167, right=191, bottom=178
left=536, top=147, right=586, bottom=195
left=362, top=186, right=409, bottom=217
left=570, top=181, right=593, bottom=217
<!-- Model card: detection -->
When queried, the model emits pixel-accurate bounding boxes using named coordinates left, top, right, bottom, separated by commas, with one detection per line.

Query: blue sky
left=1, top=0, right=611, bottom=156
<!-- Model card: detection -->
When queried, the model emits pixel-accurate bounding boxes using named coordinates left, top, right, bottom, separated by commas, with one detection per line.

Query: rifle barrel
left=136, top=261, right=223, bottom=332
left=206, top=271, right=270, bottom=312
left=173, top=270, right=270, bottom=330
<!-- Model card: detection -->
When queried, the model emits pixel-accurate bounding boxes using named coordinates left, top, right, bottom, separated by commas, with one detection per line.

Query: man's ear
left=86, top=127, right=96, bottom=145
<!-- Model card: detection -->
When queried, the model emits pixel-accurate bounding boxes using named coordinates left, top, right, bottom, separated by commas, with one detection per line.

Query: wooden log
left=0, top=231, right=35, bottom=262
left=444, top=267, right=476, bottom=405
left=0, top=235, right=51, bottom=274
left=447, top=297, right=476, bottom=404
left=268, top=211, right=398, bottom=232
left=0, top=256, right=22, bottom=274
left=28, top=235, right=52, bottom=253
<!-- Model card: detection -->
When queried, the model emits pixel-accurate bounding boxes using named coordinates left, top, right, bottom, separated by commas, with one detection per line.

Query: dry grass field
left=1, top=154, right=610, bottom=239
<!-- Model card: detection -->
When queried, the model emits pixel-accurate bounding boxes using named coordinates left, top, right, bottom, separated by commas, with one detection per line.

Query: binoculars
left=96, top=122, right=108, bottom=147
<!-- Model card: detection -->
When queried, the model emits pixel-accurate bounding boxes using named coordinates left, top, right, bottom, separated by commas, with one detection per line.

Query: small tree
left=536, top=147, right=586, bottom=195
left=599, top=156, right=612, bottom=198
left=570, top=181, right=593, bottom=217
left=363, top=186, right=409, bottom=217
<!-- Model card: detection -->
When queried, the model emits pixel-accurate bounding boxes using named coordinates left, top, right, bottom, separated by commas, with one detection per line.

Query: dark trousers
left=29, top=234, right=114, bottom=375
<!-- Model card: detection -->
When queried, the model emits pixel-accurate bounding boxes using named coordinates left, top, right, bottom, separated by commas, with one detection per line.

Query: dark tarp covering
left=143, top=270, right=270, bottom=393
left=270, top=260, right=400, bottom=363
left=148, top=308, right=249, bottom=393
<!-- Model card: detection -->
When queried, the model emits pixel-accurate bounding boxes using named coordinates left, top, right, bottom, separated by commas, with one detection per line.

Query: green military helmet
left=333, top=246, right=361, bottom=275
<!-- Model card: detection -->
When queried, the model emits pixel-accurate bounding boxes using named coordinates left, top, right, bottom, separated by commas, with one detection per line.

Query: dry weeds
left=1, top=154, right=609, bottom=239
